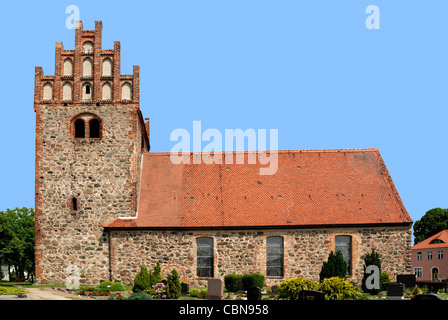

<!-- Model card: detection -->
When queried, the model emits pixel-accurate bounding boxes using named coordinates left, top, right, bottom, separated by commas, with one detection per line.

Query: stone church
left=34, top=21, right=413, bottom=287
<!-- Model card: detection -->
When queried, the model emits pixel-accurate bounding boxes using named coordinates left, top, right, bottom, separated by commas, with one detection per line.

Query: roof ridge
left=143, top=148, right=380, bottom=156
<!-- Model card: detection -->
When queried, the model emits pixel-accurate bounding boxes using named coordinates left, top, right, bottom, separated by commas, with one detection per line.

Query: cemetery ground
left=1, top=280, right=447, bottom=301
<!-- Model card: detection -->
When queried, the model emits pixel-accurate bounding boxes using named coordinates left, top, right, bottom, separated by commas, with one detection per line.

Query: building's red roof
left=104, top=148, right=412, bottom=229
left=411, top=230, right=448, bottom=250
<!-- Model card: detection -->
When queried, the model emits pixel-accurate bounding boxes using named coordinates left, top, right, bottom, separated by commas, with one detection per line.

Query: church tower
left=34, top=21, right=149, bottom=285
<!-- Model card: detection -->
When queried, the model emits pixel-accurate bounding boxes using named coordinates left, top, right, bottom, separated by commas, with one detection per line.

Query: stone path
left=0, top=287, right=91, bottom=300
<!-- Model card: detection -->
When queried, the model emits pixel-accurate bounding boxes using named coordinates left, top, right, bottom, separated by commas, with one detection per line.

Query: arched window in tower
left=43, top=83, right=53, bottom=100
left=89, top=119, right=101, bottom=138
left=74, top=119, right=85, bottom=138
left=83, top=83, right=92, bottom=100
left=63, top=58, right=73, bottom=76
left=83, top=58, right=93, bottom=77
left=83, top=41, right=94, bottom=54
left=102, top=83, right=111, bottom=100
left=122, top=83, right=132, bottom=100
left=62, top=83, right=72, bottom=101
left=102, top=58, right=112, bottom=76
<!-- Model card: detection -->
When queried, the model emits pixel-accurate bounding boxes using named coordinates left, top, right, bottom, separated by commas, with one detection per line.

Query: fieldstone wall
left=110, top=225, right=412, bottom=287
left=34, top=103, right=146, bottom=285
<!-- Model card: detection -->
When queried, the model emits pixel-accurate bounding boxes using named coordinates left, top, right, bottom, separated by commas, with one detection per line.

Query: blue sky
left=0, top=0, right=447, bottom=234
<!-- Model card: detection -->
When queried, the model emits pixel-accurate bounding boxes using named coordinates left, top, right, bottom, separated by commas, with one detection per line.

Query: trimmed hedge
left=242, top=273, right=265, bottom=291
left=277, top=276, right=361, bottom=300
left=224, top=274, right=243, bottom=292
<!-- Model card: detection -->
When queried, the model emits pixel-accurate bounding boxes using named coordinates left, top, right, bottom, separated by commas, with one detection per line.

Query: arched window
left=83, top=58, right=92, bottom=77
left=121, top=83, right=132, bottom=100
left=89, top=119, right=101, bottom=138
left=63, top=83, right=72, bottom=101
left=83, top=83, right=92, bottom=100
left=74, top=119, right=85, bottom=138
left=43, top=83, right=53, bottom=100
left=335, top=235, right=352, bottom=276
left=196, top=237, right=214, bottom=277
left=63, top=59, right=73, bottom=76
left=83, top=41, right=94, bottom=54
left=102, top=83, right=111, bottom=100
left=103, top=58, right=112, bottom=76
left=267, top=236, right=284, bottom=277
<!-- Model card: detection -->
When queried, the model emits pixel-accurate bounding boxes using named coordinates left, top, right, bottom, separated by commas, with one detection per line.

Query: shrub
left=242, top=273, right=265, bottom=291
left=189, top=288, right=200, bottom=297
left=318, top=277, right=360, bottom=300
left=126, top=292, right=153, bottom=300
left=153, top=261, right=162, bottom=284
left=411, top=286, right=423, bottom=296
left=197, top=289, right=208, bottom=299
left=132, top=265, right=152, bottom=293
left=278, top=277, right=319, bottom=300
left=380, top=272, right=390, bottom=291
left=166, top=269, right=182, bottom=299
left=0, top=286, right=26, bottom=295
left=111, top=282, right=125, bottom=291
left=319, top=250, right=347, bottom=282
left=108, top=292, right=126, bottom=300
left=99, top=281, right=113, bottom=289
left=79, top=287, right=111, bottom=297
left=151, top=282, right=167, bottom=299
left=224, top=274, right=243, bottom=292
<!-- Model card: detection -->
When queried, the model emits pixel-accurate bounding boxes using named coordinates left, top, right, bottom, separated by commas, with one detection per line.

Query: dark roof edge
left=104, top=222, right=412, bottom=231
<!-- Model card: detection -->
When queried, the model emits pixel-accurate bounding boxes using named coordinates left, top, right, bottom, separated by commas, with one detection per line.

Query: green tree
left=361, top=249, right=382, bottom=294
left=319, top=250, right=347, bottom=282
left=153, top=260, right=162, bottom=284
left=413, top=208, right=448, bottom=244
left=0, top=208, right=35, bottom=281
left=166, top=269, right=181, bottom=299
left=132, top=266, right=152, bottom=293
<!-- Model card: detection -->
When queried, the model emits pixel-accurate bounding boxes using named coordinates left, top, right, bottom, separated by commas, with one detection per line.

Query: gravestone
left=271, top=285, right=279, bottom=295
left=237, top=280, right=245, bottom=293
left=298, top=290, right=326, bottom=301
left=207, top=279, right=224, bottom=300
left=181, top=282, right=189, bottom=294
left=387, top=282, right=405, bottom=300
left=247, top=287, right=262, bottom=300
left=396, top=274, right=416, bottom=289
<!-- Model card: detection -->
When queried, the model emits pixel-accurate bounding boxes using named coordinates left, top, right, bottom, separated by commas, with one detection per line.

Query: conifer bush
left=132, top=265, right=152, bottom=293
left=153, top=261, right=162, bottom=284
left=166, top=269, right=182, bottom=299
left=319, top=250, right=347, bottom=281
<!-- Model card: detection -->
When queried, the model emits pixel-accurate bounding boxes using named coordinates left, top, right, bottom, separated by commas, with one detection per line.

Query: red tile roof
left=411, top=230, right=448, bottom=250
left=104, top=148, right=412, bottom=229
